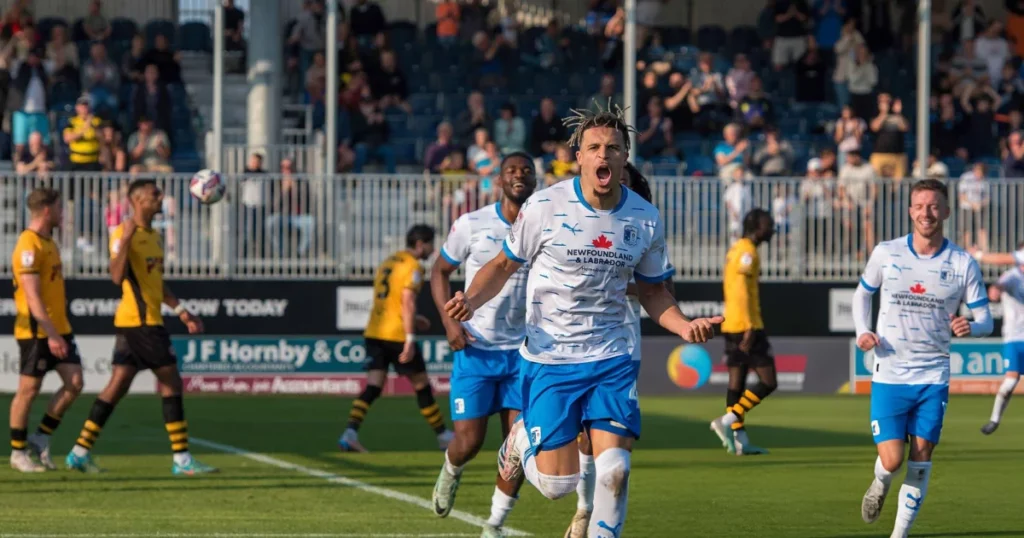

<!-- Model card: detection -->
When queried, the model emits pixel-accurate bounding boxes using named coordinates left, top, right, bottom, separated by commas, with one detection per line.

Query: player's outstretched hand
left=415, top=314, right=431, bottom=332
left=681, top=316, right=724, bottom=343
left=856, top=332, right=880, bottom=351
left=445, top=291, right=475, bottom=322
left=949, top=313, right=971, bottom=337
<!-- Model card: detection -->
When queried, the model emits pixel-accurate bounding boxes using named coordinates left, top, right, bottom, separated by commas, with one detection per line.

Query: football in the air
left=189, top=169, right=226, bottom=204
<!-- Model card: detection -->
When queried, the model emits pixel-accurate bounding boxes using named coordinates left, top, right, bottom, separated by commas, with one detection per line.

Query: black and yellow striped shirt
left=64, top=116, right=101, bottom=164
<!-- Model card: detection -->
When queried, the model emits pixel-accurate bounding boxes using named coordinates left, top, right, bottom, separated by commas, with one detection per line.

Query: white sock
left=485, top=486, right=517, bottom=527
left=11, top=448, right=27, bottom=456
left=891, top=461, right=932, bottom=538
left=990, top=377, right=1019, bottom=423
left=444, top=451, right=463, bottom=477
left=173, top=450, right=193, bottom=467
left=588, top=449, right=631, bottom=538
left=874, top=456, right=895, bottom=490
left=721, top=412, right=739, bottom=427
left=71, top=444, right=89, bottom=458
left=577, top=453, right=595, bottom=511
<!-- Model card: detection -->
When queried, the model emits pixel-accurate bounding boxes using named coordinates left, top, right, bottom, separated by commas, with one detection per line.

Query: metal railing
left=1, top=174, right=1022, bottom=282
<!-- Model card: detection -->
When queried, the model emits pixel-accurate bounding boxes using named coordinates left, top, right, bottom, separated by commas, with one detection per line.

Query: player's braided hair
left=563, top=99, right=637, bottom=152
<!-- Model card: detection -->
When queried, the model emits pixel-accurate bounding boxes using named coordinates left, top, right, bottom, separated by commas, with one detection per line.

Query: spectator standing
left=530, top=98, right=567, bottom=159
left=689, top=52, right=726, bottom=127
left=241, top=153, right=267, bottom=258
left=736, top=77, right=773, bottom=134
left=813, top=0, right=846, bottom=52
left=951, top=0, right=986, bottom=45
left=369, top=50, right=410, bottom=113
left=1003, top=130, right=1024, bottom=177
left=435, top=0, right=460, bottom=47
left=350, top=0, right=387, bottom=48
left=757, top=0, right=777, bottom=48
left=121, top=34, right=146, bottom=84
left=455, top=91, right=490, bottom=144
left=835, top=104, right=867, bottom=166
left=714, top=123, right=749, bottom=179
left=63, top=96, right=102, bottom=172
left=869, top=93, right=909, bottom=179
left=960, top=80, right=999, bottom=159
left=637, top=96, right=675, bottom=160
left=350, top=99, right=396, bottom=173
left=269, top=158, right=313, bottom=258
left=493, top=103, right=526, bottom=155
left=1007, top=0, right=1024, bottom=57
left=424, top=122, right=455, bottom=174
left=471, top=31, right=508, bottom=90
left=141, top=33, right=182, bottom=84
left=663, top=72, right=698, bottom=133
left=724, top=166, right=753, bottom=239
left=799, top=158, right=834, bottom=255
left=951, top=39, right=988, bottom=95
left=847, top=44, right=878, bottom=120
left=466, top=127, right=489, bottom=171
left=81, top=42, right=119, bottom=115
left=753, top=128, right=795, bottom=176
left=526, top=20, right=568, bottom=70
left=290, top=0, right=325, bottom=78
left=837, top=150, right=877, bottom=258
left=7, top=47, right=50, bottom=151
left=127, top=116, right=173, bottom=173
left=995, top=62, right=1023, bottom=114
left=833, top=17, right=865, bottom=108
left=305, top=50, right=326, bottom=104
left=15, top=131, right=53, bottom=174
left=459, top=0, right=491, bottom=42
left=958, top=162, right=990, bottom=249
left=795, top=40, right=827, bottom=102
left=131, top=63, right=172, bottom=141
left=930, top=92, right=966, bottom=159
left=974, top=21, right=1009, bottom=83
left=45, top=25, right=77, bottom=69
left=224, top=0, right=246, bottom=51
left=772, top=0, right=810, bottom=70
left=98, top=123, right=127, bottom=172
left=83, top=0, right=111, bottom=42
left=588, top=73, right=623, bottom=111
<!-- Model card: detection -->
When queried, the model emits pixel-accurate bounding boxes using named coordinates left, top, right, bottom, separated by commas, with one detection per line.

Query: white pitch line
left=190, top=437, right=531, bottom=537
left=3, top=535, right=480, bottom=538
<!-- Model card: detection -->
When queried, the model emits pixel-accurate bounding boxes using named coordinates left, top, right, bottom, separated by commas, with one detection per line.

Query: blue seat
left=37, top=17, right=67, bottom=41
left=145, top=19, right=176, bottom=47
left=408, top=93, right=437, bottom=114
left=393, top=139, right=418, bottom=165
left=388, top=21, right=418, bottom=45
left=656, top=26, right=690, bottom=47
left=686, top=154, right=715, bottom=175
left=179, top=21, right=211, bottom=52
left=696, top=25, right=727, bottom=53
left=110, top=17, right=138, bottom=41
left=728, top=25, right=759, bottom=56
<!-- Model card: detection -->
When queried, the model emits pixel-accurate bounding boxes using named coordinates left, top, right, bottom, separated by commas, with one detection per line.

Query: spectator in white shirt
left=834, top=104, right=867, bottom=167
left=975, top=21, right=1010, bottom=83
left=800, top=157, right=835, bottom=255
left=832, top=17, right=865, bottom=109
left=912, top=151, right=951, bottom=179
left=45, top=25, right=77, bottom=69
left=837, top=151, right=877, bottom=258
left=724, top=165, right=753, bottom=240
left=847, top=44, right=878, bottom=120
left=958, top=162, right=990, bottom=249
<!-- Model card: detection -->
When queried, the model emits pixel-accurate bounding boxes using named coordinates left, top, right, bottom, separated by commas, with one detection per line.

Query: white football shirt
left=998, top=268, right=1024, bottom=344
left=859, top=235, right=989, bottom=384
left=503, top=177, right=674, bottom=365
left=440, top=203, right=529, bottom=350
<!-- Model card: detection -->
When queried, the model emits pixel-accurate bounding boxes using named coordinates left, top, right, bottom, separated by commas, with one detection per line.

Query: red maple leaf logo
left=592, top=235, right=613, bottom=249
left=910, top=283, right=926, bottom=294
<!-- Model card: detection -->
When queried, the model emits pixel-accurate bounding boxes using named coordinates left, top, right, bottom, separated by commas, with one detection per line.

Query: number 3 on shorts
left=871, top=420, right=880, bottom=436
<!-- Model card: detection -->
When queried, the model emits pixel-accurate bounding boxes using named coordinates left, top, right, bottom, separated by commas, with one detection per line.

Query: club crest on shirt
left=623, top=225, right=640, bottom=247
left=939, top=269, right=955, bottom=283
left=19, top=249, right=34, bottom=267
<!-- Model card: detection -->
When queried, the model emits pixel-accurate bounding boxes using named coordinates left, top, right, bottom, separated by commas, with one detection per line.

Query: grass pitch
left=1, top=394, right=1022, bottom=537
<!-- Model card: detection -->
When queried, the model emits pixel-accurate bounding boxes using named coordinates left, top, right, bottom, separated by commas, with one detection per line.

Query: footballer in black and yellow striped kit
left=339, top=225, right=453, bottom=453
left=8, top=188, right=84, bottom=473
left=710, top=208, right=778, bottom=456
left=65, top=180, right=217, bottom=475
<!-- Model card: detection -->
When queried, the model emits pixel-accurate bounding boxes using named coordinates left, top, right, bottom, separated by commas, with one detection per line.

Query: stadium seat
left=179, top=22, right=212, bottom=52
left=686, top=154, right=715, bottom=175
left=727, top=25, right=760, bottom=56
left=388, top=21, right=418, bottom=45
left=36, top=17, right=67, bottom=41
left=145, top=19, right=177, bottom=47
left=696, top=25, right=727, bottom=53
left=110, top=17, right=139, bottom=42
left=392, top=139, right=418, bottom=165
left=656, top=26, right=690, bottom=47
left=408, top=93, right=438, bottom=115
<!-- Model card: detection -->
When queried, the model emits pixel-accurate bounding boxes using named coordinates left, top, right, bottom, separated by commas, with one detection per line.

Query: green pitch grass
left=1, top=394, right=1022, bottom=537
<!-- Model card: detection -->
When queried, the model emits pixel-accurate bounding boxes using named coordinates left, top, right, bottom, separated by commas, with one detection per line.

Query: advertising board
left=0, top=336, right=156, bottom=394
left=848, top=338, right=1024, bottom=394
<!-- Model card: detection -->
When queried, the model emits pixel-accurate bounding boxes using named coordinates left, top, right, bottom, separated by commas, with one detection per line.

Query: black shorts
left=18, top=334, right=83, bottom=377
left=112, top=326, right=177, bottom=370
left=364, top=337, right=427, bottom=376
left=723, top=330, right=775, bottom=368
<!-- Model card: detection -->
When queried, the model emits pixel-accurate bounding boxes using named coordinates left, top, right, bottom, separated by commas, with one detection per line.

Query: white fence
left=1, top=174, right=1021, bottom=282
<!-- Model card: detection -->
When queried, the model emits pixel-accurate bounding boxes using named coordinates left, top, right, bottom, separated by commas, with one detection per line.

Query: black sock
left=416, top=386, right=447, bottom=435
left=36, top=413, right=61, bottom=436
left=162, top=395, right=188, bottom=454
left=75, top=399, right=115, bottom=451
left=347, top=385, right=382, bottom=431
left=10, top=428, right=27, bottom=451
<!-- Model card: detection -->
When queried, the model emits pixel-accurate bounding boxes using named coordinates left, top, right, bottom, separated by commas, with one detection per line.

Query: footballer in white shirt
left=852, top=179, right=992, bottom=538
left=428, top=152, right=536, bottom=536
left=980, top=245, right=1024, bottom=435
left=445, top=107, right=722, bottom=538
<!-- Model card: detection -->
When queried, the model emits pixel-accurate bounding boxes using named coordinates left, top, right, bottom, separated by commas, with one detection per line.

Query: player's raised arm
left=162, top=283, right=203, bottom=335
left=969, top=244, right=1024, bottom=267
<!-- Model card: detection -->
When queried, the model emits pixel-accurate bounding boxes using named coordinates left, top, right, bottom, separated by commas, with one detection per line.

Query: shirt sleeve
left=109, top=225, right=124, bottom=259
left=439, top=215, right=472, bottom=267
left=502, top=198, right=544, bottom=265
left=12, top=235, right=41, bottom=275
left=635, top=217, right=675, bottom=283
left=998, top=271, right=1024, bottom=303
left=859, top=244, right=886, bottom=294
left=735, top=242, right=756, bottom=276
left=963, top=258, right=990, bottom=309
left=1014, top=247, right=1024, bottom=265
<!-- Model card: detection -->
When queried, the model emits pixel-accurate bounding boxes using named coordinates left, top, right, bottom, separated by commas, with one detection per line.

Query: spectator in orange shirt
left=435, top=0, right=460, bottom=47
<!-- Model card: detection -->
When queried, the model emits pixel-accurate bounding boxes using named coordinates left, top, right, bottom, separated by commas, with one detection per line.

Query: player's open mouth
left=596, top=165, right=612, bottom=186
